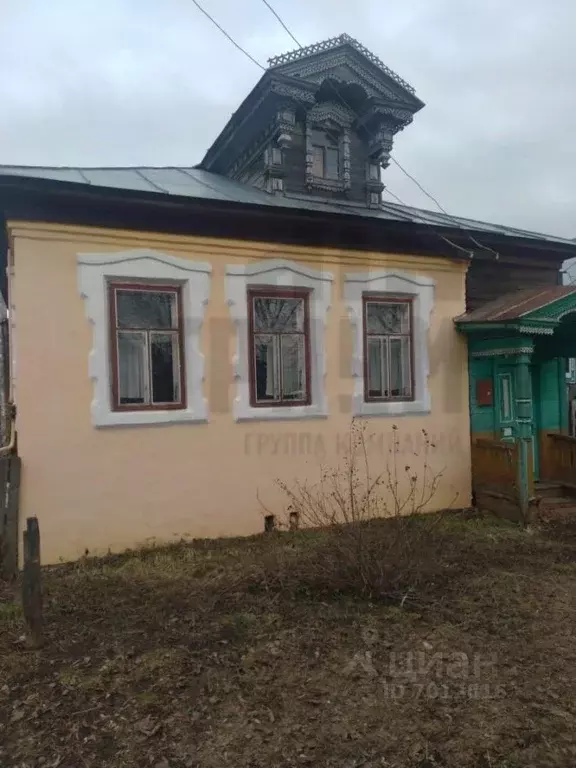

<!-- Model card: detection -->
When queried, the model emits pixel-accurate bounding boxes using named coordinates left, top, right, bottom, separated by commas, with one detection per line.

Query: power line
left=258, top=2, right=500, bottom=259
left=390, top=157, right=500, bottom=258
left=190, top=0, right=265, bottom=71
left=192, top=0, right=495, bottom=259
left=260, top=0, right=302, bottom=47
left=383, top=188, right=473, bottom=257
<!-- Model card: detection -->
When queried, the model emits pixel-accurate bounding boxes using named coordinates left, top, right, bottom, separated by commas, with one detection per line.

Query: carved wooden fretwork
left=202, top=34, right=424, bottom=208
left=308, top=101, right=355, bottom=129
left=281, top=55, right=400, bottom=102
left=305, top=120, right=314, bottom=187
left=342, top=130, right=351, bottom=189
left=369, top=126, right=395, bottom=168
left=268, top=33, right=416, bottom=95
left=304, top=102, right=355, bottom=193
left=230, top=106, right=296, bottom=180
left=271, top=81, right=316, bottom=105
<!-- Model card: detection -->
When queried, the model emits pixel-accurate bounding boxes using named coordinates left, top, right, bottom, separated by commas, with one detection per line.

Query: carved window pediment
left=305, top=106, right=352, bottom=192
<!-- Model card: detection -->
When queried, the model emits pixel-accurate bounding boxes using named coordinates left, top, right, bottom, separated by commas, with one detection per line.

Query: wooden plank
left=476, top=491, right=523, bottom=523
left=22, top=516, right=43, bottom=648
left=2, top=456, right=21, bottom=580
left=0, top=456, right=12, bottom=580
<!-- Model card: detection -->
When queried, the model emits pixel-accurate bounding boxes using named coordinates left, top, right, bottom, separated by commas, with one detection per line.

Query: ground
left=1, top=511, right=575, bottom=768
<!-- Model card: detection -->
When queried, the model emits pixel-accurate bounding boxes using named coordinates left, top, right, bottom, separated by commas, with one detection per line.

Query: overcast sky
left=1, top=0, right=575, bottom=239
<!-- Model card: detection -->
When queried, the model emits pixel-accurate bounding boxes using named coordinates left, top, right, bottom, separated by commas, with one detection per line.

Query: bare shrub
left=258, top=418, right=460, bottom=601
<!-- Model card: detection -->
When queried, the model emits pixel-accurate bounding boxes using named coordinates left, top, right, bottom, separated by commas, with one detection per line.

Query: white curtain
left=265, top=339, right=276, bottom=398
left=282, top=336, right=304, bottom=398
left=118, top=333, right=147, bottom=402
left=389, top=337, right=410, bottom=396
left=368, top=339, right=383, bottom=395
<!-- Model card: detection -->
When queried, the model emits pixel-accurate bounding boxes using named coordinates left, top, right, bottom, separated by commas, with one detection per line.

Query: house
left=1, top=34, right=576, bottom=564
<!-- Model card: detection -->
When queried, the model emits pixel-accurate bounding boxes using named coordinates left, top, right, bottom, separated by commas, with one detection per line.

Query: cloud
left=1, top=0, right=575, bottom=237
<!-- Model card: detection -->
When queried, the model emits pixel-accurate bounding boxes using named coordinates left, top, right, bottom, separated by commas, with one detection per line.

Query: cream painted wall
left=8, top=221, right=471, bottom=564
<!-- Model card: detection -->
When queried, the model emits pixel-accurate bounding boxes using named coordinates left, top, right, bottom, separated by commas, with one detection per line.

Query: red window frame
left=247, top=288, right=312, bottom=408
left=108, top=282, right=186, bottom=412
left=362, top=295, right=415, bottom=403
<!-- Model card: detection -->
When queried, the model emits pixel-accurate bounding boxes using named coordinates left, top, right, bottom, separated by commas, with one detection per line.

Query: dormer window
left=312, top=145, right=339, bottom=179
left=311, top=129, right=340, bottom=180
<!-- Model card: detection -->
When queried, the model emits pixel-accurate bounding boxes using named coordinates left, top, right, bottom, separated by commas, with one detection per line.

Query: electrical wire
left=191, top=0, right=265, bottom=71
left=261, top=0, right=302, bottom=47
left=189, top=0, right=493, bottom=259
left=258, top=2, right=500, bottom=258
left=383, top=188, right=473, bottom=257
left=390, top=156, right=500, bottom=258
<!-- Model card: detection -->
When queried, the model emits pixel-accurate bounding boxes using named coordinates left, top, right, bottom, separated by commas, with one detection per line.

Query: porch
left=457, top=286, right=576, bottom=523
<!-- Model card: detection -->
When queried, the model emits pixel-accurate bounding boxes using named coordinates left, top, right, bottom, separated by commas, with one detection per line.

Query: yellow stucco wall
left=8, top=221, right=471, bottom=564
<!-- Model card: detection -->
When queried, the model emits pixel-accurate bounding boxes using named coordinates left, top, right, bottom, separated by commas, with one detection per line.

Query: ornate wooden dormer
left=200, top=34, right=424, bottom=207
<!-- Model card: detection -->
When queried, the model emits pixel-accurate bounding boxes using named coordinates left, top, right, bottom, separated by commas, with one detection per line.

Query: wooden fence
left=541, top=433, right=576, bottom=487
left=0, top=454, right=21, bottom=580
left=471, top=438, right=534, bottom=523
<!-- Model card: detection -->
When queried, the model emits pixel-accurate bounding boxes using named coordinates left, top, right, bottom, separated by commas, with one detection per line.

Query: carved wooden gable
left=200, top=34, right=424, bottom=208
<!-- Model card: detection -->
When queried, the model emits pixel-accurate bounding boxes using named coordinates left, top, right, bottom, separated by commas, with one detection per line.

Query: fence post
left=2, top=456, right=21, bottom=580
left=0, top=457, right=9, bottom=579
left=22, top=516, right=42, bottom=648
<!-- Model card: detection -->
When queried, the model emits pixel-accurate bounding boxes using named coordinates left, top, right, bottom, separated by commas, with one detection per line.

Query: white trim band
left=344, top=270, right=435, bottom=417
left=225, top=259, right=333, bottom=422
left=78, top=249, right=211, bottom=427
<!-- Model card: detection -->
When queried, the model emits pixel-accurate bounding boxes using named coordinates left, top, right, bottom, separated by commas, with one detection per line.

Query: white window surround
left=344, top=270, right=435, bottom=417
left=226, top=259, right=333, bottom=422
left=77, top=249, right=211, bottom=427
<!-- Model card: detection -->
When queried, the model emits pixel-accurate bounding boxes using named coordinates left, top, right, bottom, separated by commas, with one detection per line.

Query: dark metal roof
left=455, top=286, right=576, bottom=323
left=0, top=165, right=575, bottom=248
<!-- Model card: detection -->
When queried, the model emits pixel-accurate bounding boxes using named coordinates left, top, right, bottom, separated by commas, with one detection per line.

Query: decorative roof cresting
left=267, top=33, right=416, bottom=95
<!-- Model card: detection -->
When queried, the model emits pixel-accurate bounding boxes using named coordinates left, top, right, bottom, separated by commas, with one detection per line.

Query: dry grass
left=1, top=511, right=575, bottom=768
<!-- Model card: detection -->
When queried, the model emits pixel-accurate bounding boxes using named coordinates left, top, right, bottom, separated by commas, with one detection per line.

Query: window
left=311, top=130, right=340, bottom=180
left=248, top=289, right=311, bottom=407
left=312, top=146, right=325, bottom=177
left=78, top=249, right=210, bottom=427
left=498, top=374, right=513, bottom=422
left=226, top=259, right=332, bottom=422
left=325, top=146, right=339, bottom=179
left=345, top=270, right=434, bottom=417
left=109, top=283, right=185, bottom=411
left=363, top=297, right=413, bottom=401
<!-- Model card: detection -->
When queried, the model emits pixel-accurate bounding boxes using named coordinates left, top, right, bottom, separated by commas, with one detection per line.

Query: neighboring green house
left=456, top=286, right=576, bottom=522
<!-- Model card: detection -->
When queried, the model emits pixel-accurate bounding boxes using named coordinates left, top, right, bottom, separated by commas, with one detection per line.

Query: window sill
left=308, top=176, right=346, bottom=192
left=92, top=403, right=208, bottom=428
left=352, top=394, right=431, bottom=418
left=233, top=401, right=328, bottom=423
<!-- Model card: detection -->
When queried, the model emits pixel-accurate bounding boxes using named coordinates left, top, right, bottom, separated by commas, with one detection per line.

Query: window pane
left=325, top=147, right=339, bottom=179
left=500, top=375, right=512, bottom=420
left=389, top=337, right=411, bottom=397
left=281, top=335, right=306, bottom=401
left=312, top=146, right=324, bottom=177
left=253, top=297, right=304, bottom=332
left=367, top=337, right=387, bottom=397
left=254, top=334, right=279, bottom=402
left=116, top=289, right=177, bottom=329
left=366, top=302, right=410, bottom=334
left=118, top=331, right=148, bottom=405
left=151, top=332, right=181, bottom=404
